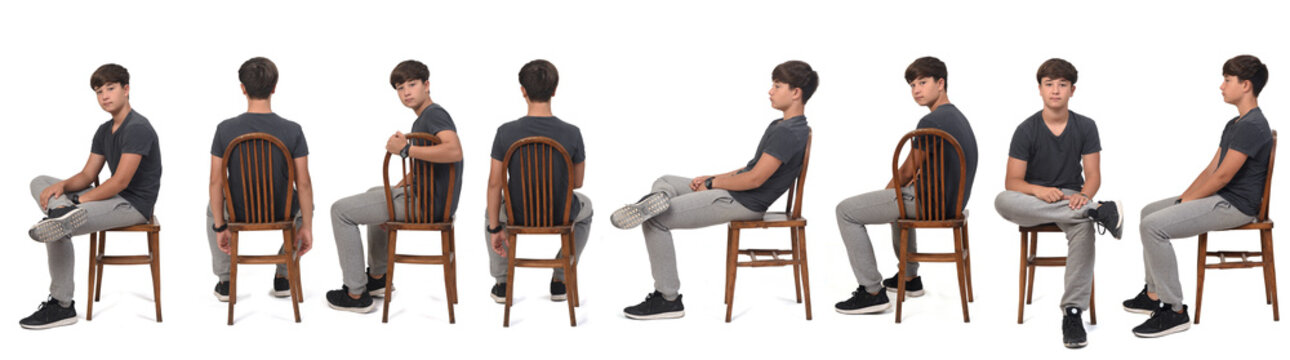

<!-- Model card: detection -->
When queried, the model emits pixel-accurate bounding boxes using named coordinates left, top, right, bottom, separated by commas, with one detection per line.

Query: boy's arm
left=293, top=156, right=314, bottom=256
left=1181, top=148, right=1246, bottom=202
left=209, top=155, right=232, bottom=254
left=887, top=149, right=926, bottom=189
left=389, top=130, right=464, bottom=163
left=1072, top=152, right=1102, bottom=209
left=38, top=153, right=107, bottom=209
left=1182, top=148, right=1222, bottom=197
left=1004, top=156, right=1062, bottom=202
left=486, top=159, right=508, bottom=257
left=710, top=152, right=781, bottom=191
left=79, top=154, right=141, bottom=202
left=571, top=161, right=585, bottom=189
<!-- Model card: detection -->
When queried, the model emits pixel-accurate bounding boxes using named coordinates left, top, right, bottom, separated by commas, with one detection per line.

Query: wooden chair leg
left=1264, top=229, right=1279, bottom=321
left=95, top=234, right=106, bottom=302
left=1196, top=233, right=1208, bottom=325
left=1017, top=230, right=1028, bottom=324
left=149, top=231, right=163, bottom=322
left=963, top=222, right=974, bottom=302
left=725, top=227, right=741, bottom=323
left=954, top=226, right=970, bottom=323
left=441, top=231, right=455, bottom=324
left=228, top=232, right=239, bottom=326
left=791, top=226, right=803, bottom=304
left=724, top=227, right=733, bottom=305
left=382, top=230, right=398, bottom=323
left=1261, top=230, right=1273, bottom=305
left=87, top=232, right=99, bottom=321
left=798, top=226, right=813, bottom=321
left=503, top=234, right=517, bottom=327
left=1026, top=235, right=1038, bottom=305
left=449, top=229, right=459, bottom=305
left=1089, top=277, right=1097, bottom=325
left=896, top=228, right=908, bottom=324
left=562, top=233, right=577, bottom=327
left=284, top=230, right=301, bottom=323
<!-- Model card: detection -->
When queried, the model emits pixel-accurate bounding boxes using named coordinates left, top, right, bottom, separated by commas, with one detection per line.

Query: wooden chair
left=1196, top=130, right=1278, bottom=324
left=1016, top=224, right=1096, bottom=324
left=381, top=132, right=458, bottom=324
left=86, top=179, right=162, bottom=322
left=892, top=128, right=974, bottom=323
left=725, top=132, right=812, bottom=322
left=500, top=136, right=581, bottom=327
left=220, top=132, right=304, bottom=325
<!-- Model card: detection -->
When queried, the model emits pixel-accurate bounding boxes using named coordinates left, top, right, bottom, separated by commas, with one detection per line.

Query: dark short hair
left=519, top=59, right=558, bottom=102
left=1036, top=58, right=1078, bottom=84
left=239, top=57, right=278, bottom=99
left=905, top=56, right=948, bottom=90
left=390, top=60, right=429, bottom=89
left=90, top=63, right=130, bottom=90
left=772, top=60, right=820, bottom=103
left=1224, top=55, right=1269, bottom=97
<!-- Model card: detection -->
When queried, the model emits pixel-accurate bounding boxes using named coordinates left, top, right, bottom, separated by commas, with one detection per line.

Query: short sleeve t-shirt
left=90, top=110, right=162, bottom=219
left=489, top=116, right=586, bottom=225
left=410, top=103, right=464, bottom=220
left=210, top=113, right=309, bottom=222
left=1216, top=107, right=1274, bottom=216
left=1008, top=110, right=1102, bottom=190
left=728, top=116, right=810, bottom=213
left=915, top=104, right=978, bottom=214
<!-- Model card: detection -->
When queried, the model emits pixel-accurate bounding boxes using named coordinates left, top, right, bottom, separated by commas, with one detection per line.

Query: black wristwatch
left=704, top=177, right=715, bottom=190
left=400, top=144, right=412, bottom=159
left=486, top=224, right=504, bottom=234
left=212, top=223, right=229, bottom=233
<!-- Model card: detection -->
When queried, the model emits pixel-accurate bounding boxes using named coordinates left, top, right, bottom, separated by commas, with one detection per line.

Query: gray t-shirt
left=1217, top=107, right=1274, bottom=216
left=729, top=116, right=810, bottom=213
left=489, top=116, right=586, bottom=225
left=410, top=103, right=463, bottom=220
left=90, top=110, right=162, bottom=220
left=210, top=112, right=309, bottom=222
left=1008, top=110, right=1101, bottom=190
left=915, top=104, right=978, bottom=215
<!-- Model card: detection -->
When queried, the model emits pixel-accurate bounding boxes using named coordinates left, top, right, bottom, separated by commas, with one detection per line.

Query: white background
left=1, top=0, right=1286, bottom=358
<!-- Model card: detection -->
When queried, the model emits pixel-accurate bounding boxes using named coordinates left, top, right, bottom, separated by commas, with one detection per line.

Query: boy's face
left=1220, top=75, right=1247, bottom=105
left=396, top=79, right=430, bottom=109
left=909, top=76, right=943, bottom=107
left=768, top=81, right=797, bottom=111
left=94, top=82, right=129, bottom=114
left=1038, top=77, right=1075, bottom=110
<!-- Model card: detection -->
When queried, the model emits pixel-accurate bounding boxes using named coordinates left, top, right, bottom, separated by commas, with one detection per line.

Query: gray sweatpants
left=994, top=189, right=1099, bottom=310
left=30, top=175, right=148, bottom=306
left=484, top=192, right=593, bottom=284
left=836, top=186, right=918, bottom=292
left=1140, top=195, right=1254, bottom=311
left=331, top=186, right=410, bottom=295
left=643, top=175, right=763, bottom=300
left=205, top=205, right=298, bottom=282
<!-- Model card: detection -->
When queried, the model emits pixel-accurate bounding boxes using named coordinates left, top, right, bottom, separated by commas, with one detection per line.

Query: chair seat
left=1019, top=223, right=1060, bottom=232
left=385, top=222, right=453, bottom=231
left=730, top=212, right=806, bottom=229
left=508, top=225, right=574, bottom=234
left=1215, top=220, right=1274, bottom=231
left=109, top=216, right=161, bottom=232
left=228, top=221, right=294, bottom=232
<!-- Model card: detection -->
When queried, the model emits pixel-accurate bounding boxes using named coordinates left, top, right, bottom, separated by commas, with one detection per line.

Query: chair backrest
left=383, top=132, right=456, bottom=223
left=891, top=128, right=967, bottom=221
left=220, top=132, right=296, bottom=224
left=501, top=136, right=575, bottom=227
left=1256, top=130, right=1278, bottom=221
left=783, top=131, right=813, bottom=219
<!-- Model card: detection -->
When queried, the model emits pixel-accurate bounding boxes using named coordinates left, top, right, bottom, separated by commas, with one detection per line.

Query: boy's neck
left=414, top=99, right=434, bottom=117
left=111, top=103, right=132, bottom=124
left=1235, top=97, right=1259, bottom=120
left=527, top=101, right=553, bottom=117
left=928, top=95, right=950, bottom=112
left=781, top=103, right=805, bottom=120
left=247, top=98, right=272, bottom=114
left=1041, top=105, right=1069, bottom=125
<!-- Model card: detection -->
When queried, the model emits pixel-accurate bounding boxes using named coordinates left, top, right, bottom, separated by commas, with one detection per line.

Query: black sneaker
left=1063, top=307, right=1088, bottom=349
left=835, top=286, right=891, bottom=315
left=214, top=281, right=230, bottom=302
left=1133, top=304, right=1191, bottom=338
left=1123, top=284, right=1160, bottom=314
left=551, top=280, right=567, bottom=302
left=271, top=276, right=291, bottom=298
left=18, top=297, right=77, bottom=330
left=1088, top=201, right=1123, bottom=240
left=491, top=283, right=507, bottom=304
left=366, top=268, right=388, bottom=298
left=29, top=205, right=87, bottom=243
left=326, top=286, right=376, bottom=313
left=610, top=192, right=669, bottom=229
left=883, top=275, right=925, bottom=297
left=623, top=291, right=685, bottom=320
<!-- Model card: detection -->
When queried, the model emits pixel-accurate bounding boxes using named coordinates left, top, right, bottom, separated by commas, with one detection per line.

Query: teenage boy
left=613, top=60, right=816, bottom=320
left=833, top=56, right=978, bottom=317
left=325, top=60, right=464, bottom=313
left=485, top=59, right=592, bottom=303
left=993, top=58, right=1124, bottom=349
left=206, top=57, right=315, bottom=302
left=1122, top=55, right=1272, bottom=338
left=20, top=64, right=162, bottom=330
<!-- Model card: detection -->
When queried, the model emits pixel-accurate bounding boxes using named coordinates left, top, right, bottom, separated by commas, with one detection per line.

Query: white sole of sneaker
left=369, top=287, right=387, bottom=298
left=19, top=316, right=78, bottom=330
left=30, top=208, right=87, bottom=243
left=1107, top=200, right=1124, bottom=239
left=551, top=293, right=567, bottom=302
left=214, top=291, right=230, bottom=302
left=624, top=310, right=684, bottom=320
left=1064, top=340, right=1088, bottom=349
left=1123, top=305, right=1155, bottom=315
left=835, top=302, right=891, bottom=315
left=327, top=300, right=377, bottom=314
left=886, top=287, right=925, bottom=297
left=1133, top=322, right=1191, bottom=338
left=610, top=193, right=669, bottom=229
left=491, top=293, right=506, bottom=304
left=270, top=289, right=292, bottom=298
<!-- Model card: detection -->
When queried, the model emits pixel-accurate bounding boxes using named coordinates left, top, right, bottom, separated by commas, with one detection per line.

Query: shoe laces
left=1094, top=222, right=1108, bottom=236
